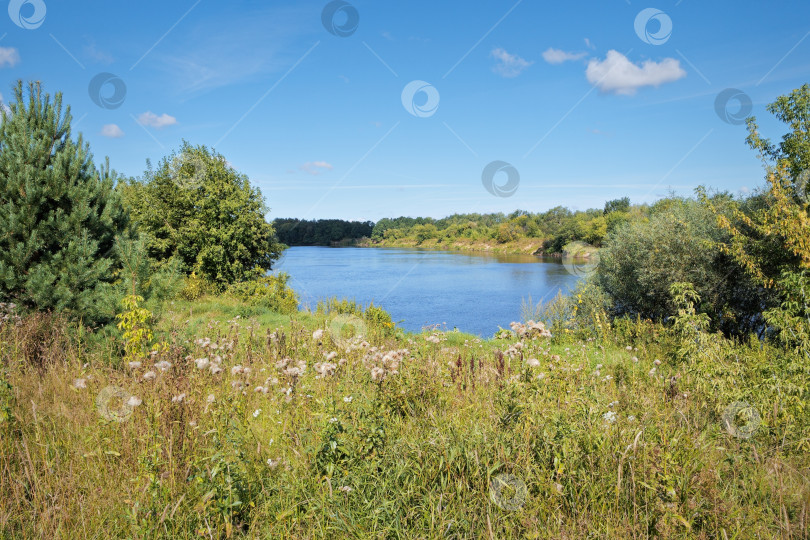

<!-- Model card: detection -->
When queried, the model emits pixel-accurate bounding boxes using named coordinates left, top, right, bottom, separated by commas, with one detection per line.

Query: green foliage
left=0, top=374, right=13, bottom=428
left=596, top=197, right=768, bottom=335
left=179, top=272, right=215, bottom=301
left=0, top=81, right=129, bottom=324
left=746, top=83, right=810, bottom=184
left=315, top=297, right=364, bottom=317
left=115, top=295, right=154, bottom=360
left=115, top=235, right=183, bottom=309
left=369, top=205, right=649, bottom=253
left=364, top=303, right=395, bottom=337
left=120, top=142, right=282, bottom=290
left=273, top=218, right=374, bottom=246
left=225, top=273, right=299, bottom=314
left=603, top=197, right=630, bottom=214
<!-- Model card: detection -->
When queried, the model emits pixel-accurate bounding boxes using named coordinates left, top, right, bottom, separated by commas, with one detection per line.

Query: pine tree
left=0, top=81, right=129, bottom=324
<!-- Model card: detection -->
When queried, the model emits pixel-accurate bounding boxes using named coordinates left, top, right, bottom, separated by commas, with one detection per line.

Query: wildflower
left=73, top=378, right=87, bottom=389
left=195, top=358, right=209, bottom=369
left=627, top=415, right=636, bottom=422
left=537, top=372, right=546, bottom=380
left=527, top=358, right=540, bottom=367
left=603, top=411, right=617, bottom=423
left=325, top=351, right=338, bottom=361
left=253, top=409, right=261, bottom=418
left=231, top=365, right=244, bottom=375
left=654, top=359, right=662, bottom=366
left=370, top=366, right=385, bottom=382
left=154, top=360, right=172, bottom=372
left=632, top=356, right=639, bottom=363
left=143, top=371, right=157, bottom=381
left=275, top=358, right=290, bottom=370
left=127, top=396, right=142, bottom=407
left=210, top=365, right=223, bottom=375
left=648, top=368, right=657, bottom=376
left=604, top=375, right=613, bottom=381
left=329, top=417, right=338, bottom=423
left=338, top=358, right=347, bottom=366
left=339, top=486, right=352, bottom=493
left=206, top=394, right=215, bottom=403
left=625, top=346, right=632, bottom=351
left=231, top=380, right=245, bottom=390
left=127, top=361, right=142, bottom=369
left=254, top=386, right=268, bottom=394
left=595, top=364, right=603, bottom=370
left=343, top=395, right=353, bottom=403
left=267, top=458, right=280, bottom=468
left=171, top=393, right=186, bottom=403
left=312, top=329, right=324, bottom=341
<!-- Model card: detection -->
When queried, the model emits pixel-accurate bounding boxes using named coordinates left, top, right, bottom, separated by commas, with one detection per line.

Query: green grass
left=0, top=297, right=808, bottom=538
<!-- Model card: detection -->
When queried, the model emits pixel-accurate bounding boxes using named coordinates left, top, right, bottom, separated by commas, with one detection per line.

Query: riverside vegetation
left=1, top=81, right=809, bottom=538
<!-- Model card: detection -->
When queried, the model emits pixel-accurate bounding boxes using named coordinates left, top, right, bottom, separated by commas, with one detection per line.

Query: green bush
left=225, top=273, right=298, bottom=314
left=596, top=197, right=771, bottom=335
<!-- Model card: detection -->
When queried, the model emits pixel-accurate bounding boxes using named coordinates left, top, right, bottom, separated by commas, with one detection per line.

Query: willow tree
left=0, top=81, right=129, bottom=323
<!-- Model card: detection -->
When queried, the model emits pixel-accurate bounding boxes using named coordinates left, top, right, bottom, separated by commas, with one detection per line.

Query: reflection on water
left=272, top=246, right=581, bottom=336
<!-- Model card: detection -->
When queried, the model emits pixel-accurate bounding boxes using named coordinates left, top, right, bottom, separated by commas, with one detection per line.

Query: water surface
left=272, top=247, right=581, bottom=336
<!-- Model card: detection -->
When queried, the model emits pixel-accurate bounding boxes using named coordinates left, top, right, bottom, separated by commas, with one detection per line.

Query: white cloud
left=490, top=48, right=533, bottom=78
left=585, top=50, right=686, bottom=95
left=542, top=47, right=587, bottom=65
left=299, top=161, right=333, bottom=175
left=100, top=124, right=124, bottom=138
left=137, top=111, right=177, bottom=129
left=0, top=47, right=20, bottom=68
left=584, top=38, right=596, bottom=50
left=84, top=40, right=114, bottom=64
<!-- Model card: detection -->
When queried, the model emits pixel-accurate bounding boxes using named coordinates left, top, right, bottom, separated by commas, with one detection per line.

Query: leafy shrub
left=315, top=297, right=364, bottom=317
left=179, top=272, right=215, bottom=301
left=596, top=197, right=769, bottom=336
left=364, top=303, right=394, bottom=337
left=225, top=273, right=298, bottom=314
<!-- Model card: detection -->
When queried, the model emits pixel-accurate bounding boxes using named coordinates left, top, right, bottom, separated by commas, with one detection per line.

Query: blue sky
left=4, top=0, right=810, bottom=220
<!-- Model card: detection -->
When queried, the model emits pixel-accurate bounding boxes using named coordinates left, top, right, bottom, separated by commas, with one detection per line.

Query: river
left=272, top=246, right=582, bottom=336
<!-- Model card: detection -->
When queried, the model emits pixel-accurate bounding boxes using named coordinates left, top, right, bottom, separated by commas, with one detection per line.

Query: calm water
left=272, top=247, right=581, bottom=336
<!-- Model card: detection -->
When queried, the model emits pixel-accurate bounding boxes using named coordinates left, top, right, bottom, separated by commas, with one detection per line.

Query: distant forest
left=272, top=197, right=635, bottom=252
left=272, top=218, right=375, bottom=246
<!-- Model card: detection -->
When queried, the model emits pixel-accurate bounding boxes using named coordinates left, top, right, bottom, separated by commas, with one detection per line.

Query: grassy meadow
left=1, top=294, right=808, bottom=539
